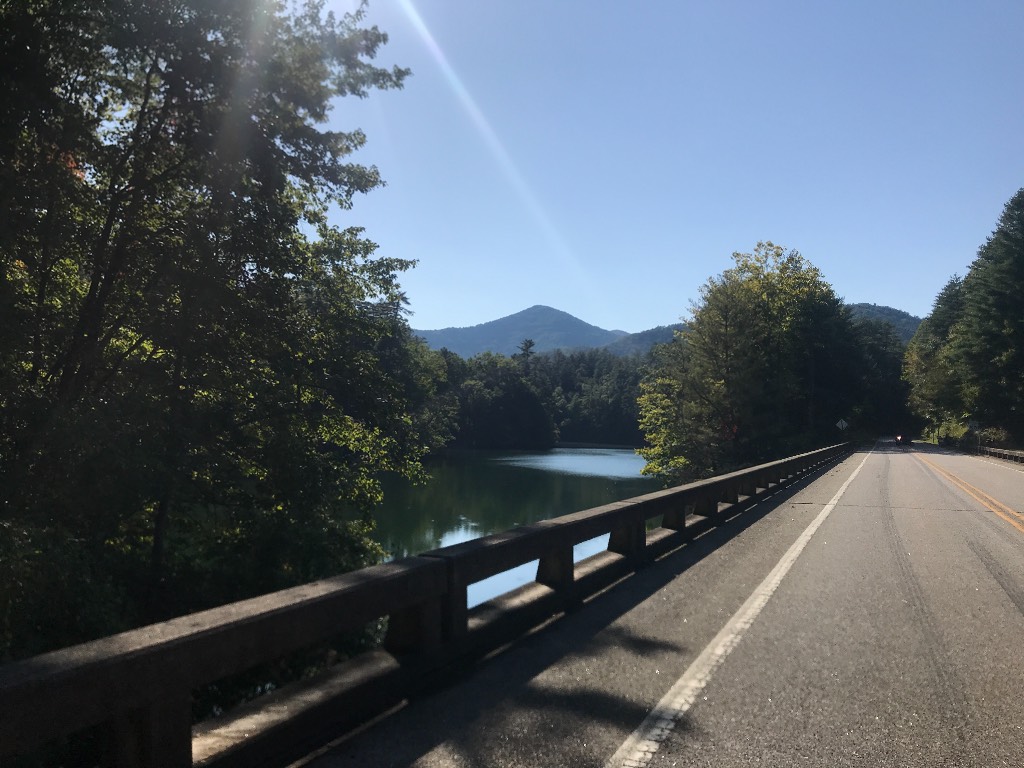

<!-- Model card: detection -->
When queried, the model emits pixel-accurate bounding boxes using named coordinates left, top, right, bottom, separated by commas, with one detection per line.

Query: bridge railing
left=978, top=446, right=1024, bottom=463
left=0, top=443, right=850, bottom=767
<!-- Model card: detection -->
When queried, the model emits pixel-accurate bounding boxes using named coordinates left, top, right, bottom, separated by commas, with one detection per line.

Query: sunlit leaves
left=0, top=0, right=431, bottom=659
left=640, top=244, right=869, bottom=483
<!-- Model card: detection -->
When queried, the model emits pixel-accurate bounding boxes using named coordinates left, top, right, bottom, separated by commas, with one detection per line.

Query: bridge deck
left=304, top=443, right=1024, bottom=767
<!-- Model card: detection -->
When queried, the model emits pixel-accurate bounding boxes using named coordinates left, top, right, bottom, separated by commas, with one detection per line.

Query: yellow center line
left=916, top=454, right=1024, bottom=534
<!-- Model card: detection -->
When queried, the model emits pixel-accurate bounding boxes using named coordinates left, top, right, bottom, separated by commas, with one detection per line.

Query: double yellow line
left=917, top=454, right=1024, bottom=534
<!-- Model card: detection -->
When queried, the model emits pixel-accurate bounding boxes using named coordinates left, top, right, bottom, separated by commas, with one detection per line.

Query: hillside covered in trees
left=847, top=303, right=921, bottom=344
left=416, top=304, right=917, bottom=358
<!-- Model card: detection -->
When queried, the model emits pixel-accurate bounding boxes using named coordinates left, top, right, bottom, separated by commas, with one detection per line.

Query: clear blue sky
left=329, top=0, right=1024, bottom=333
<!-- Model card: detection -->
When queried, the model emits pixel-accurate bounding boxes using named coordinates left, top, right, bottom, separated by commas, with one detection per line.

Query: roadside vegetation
left=903, top=188, right=1024, bottom=449
left=0, top=0, right=441, bottom=663
left=638, top=243, right=912, bottom=484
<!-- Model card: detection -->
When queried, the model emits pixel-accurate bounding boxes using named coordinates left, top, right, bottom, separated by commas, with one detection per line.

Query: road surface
left=302, top=442, right=1024, bottom=767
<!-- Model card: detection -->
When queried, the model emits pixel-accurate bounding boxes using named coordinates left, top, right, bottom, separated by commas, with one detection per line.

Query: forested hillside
left=847, top=303, right=921, bottom=344
left=414, top=305, right=625, bottom=357
left=417, top=305, right=915, bottom=358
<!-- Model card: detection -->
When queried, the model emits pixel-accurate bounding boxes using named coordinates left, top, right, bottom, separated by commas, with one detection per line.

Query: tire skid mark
left=966, top=538, right=1024, bottom=618
left=882, top=500, right=973, bottom=747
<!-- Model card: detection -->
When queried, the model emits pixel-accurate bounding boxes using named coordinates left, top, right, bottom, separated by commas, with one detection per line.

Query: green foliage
left=441, top=352, right=556, bottom=449
left=434, top=346, right=647, bottom=450
left=0, top=1, right=446, bottom=661
left=952, top=189, right=1024, bottom=439
left=846, top=303, right=922, bottom=344
left=905, top=188, right=1024, bottom=443
left=639, top=242, right=904, bottom=484
left=903, top=276, right=967, bottom=429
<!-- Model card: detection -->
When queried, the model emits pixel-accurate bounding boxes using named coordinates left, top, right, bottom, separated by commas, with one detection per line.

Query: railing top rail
left=0, top=556, right=446, bottom=746
left=421, top=443, right=849, bottom=584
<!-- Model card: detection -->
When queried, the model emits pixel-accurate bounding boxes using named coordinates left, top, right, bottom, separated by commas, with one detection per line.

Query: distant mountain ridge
left=414, top=303, right=920, bottom=358
left=846, top=303, right=921, bottom=344
left=413, top=305, right=626, bottom=357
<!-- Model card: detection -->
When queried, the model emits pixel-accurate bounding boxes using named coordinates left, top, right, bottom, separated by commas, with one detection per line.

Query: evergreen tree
left=952, top=189, right=1024, bottom=440
left=903, top=276, right=967, bottom=432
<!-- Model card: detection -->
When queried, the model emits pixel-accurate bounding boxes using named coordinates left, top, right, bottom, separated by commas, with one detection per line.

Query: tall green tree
left=0, top=0, right=435, bottom=659
left=905, top=188, right=1024, bottom=443
left=639, top=243, right=859, bottom=483
left=903, top=275, right=967, bottom=432
left=951, top=188, right=1024, bottom=440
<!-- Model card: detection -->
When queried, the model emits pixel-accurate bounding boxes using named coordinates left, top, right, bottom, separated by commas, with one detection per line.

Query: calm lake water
left=374, top=448, right=659, bottom=605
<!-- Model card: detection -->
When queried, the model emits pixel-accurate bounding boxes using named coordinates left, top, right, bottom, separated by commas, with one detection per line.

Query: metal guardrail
left=0, top=443, right=851, bottom=767
left=978, top=446, right=1024, bottom=463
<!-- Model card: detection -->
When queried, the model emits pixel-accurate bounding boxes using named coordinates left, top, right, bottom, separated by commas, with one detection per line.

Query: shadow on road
left=304, top=453, right=850, bottom=767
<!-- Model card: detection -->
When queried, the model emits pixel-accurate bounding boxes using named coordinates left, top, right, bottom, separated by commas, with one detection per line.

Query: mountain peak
left=414, top=306, right=624, bottom=357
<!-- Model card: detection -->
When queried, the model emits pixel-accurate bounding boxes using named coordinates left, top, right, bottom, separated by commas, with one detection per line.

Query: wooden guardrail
left=0, top=443, right=850, bottom=767
left=978, top=446, right=1024, bottom=463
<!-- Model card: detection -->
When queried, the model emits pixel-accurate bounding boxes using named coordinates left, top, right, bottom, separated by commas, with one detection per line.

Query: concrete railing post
left=661, top=503, right=687, bottom=531
left=720, top=484, right=739, bottom=505
left=693, top=495, right=717, bottom=518
left=536, top=545, right=574, bottom=594
left=608, top=520, right=645, bottom=559
left=384, top=596, right=444, bottom=655
left=106, top=690, right=191, bottom=768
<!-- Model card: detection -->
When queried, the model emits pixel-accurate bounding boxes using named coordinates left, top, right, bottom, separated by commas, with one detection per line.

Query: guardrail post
left=536, top=545, right=574, bottom=594
left=106, top=690, right=191, bottom=768
left=608, top=521, right=645, bottom=559
left=440, top=580, right=469, bottom=641
left=720, top=484, right=739, bottom=505
left=693, top=495, right=717, bottom=518
left=385, top=596, right=444, bottom=655
left=661, top=503, right=687, bottom=531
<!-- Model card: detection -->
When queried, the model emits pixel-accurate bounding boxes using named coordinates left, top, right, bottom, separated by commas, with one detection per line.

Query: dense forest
left=904, top=188, right=1024, bottom=446
left=0, top=0, right=438, bottom=662
left=638, top=243, right=913, bottom=483
left=434, top=343, right=646, bottom=450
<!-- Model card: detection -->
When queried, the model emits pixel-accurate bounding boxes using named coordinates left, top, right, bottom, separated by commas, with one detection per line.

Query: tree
left=950, top=189, right=1024, bottom=440
left=447, top=352, right=555, bottom=449
left=852, top=318, right=915, bottom=435
left=640, top=243, right=860, bottom=483
left=905, top=188, right=1024, bottom=443
left=903, top=276, right=968, bottom=432
left=0, top=0, right=432, bottom=659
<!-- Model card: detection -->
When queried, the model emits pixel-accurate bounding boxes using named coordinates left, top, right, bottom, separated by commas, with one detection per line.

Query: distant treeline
left=432, top=343, right=646, bottom=450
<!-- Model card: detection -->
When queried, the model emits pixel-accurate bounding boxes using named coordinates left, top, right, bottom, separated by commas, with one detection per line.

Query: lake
left=374, top=448, right=660, bottom=605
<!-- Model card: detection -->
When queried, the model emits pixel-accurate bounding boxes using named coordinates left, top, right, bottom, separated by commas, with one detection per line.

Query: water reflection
left=374, top=448, right=657, bottom=560
left=492, top=447, right=651, bottom=478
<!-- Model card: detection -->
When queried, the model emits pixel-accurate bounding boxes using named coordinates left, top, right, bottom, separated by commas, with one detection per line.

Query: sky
left=327, top=0, right=1024, bottom=333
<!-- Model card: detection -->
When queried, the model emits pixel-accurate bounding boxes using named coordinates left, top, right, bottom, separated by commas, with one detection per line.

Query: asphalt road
left=302, top=442, right=1024, bottom=767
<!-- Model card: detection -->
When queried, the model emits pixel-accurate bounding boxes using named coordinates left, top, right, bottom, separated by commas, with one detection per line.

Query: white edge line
left=605, top=450, right=872, bottom=768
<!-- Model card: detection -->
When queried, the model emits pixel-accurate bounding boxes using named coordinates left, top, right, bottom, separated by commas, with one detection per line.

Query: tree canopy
left=905, top=188, right=1024, bottom=443
left=639, top=243, right=909, bottom=483
left=0, top=0, right=447, bottom=660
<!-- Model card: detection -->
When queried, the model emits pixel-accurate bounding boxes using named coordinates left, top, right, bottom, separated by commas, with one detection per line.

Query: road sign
left=836, top=419, right=849, bottom=431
